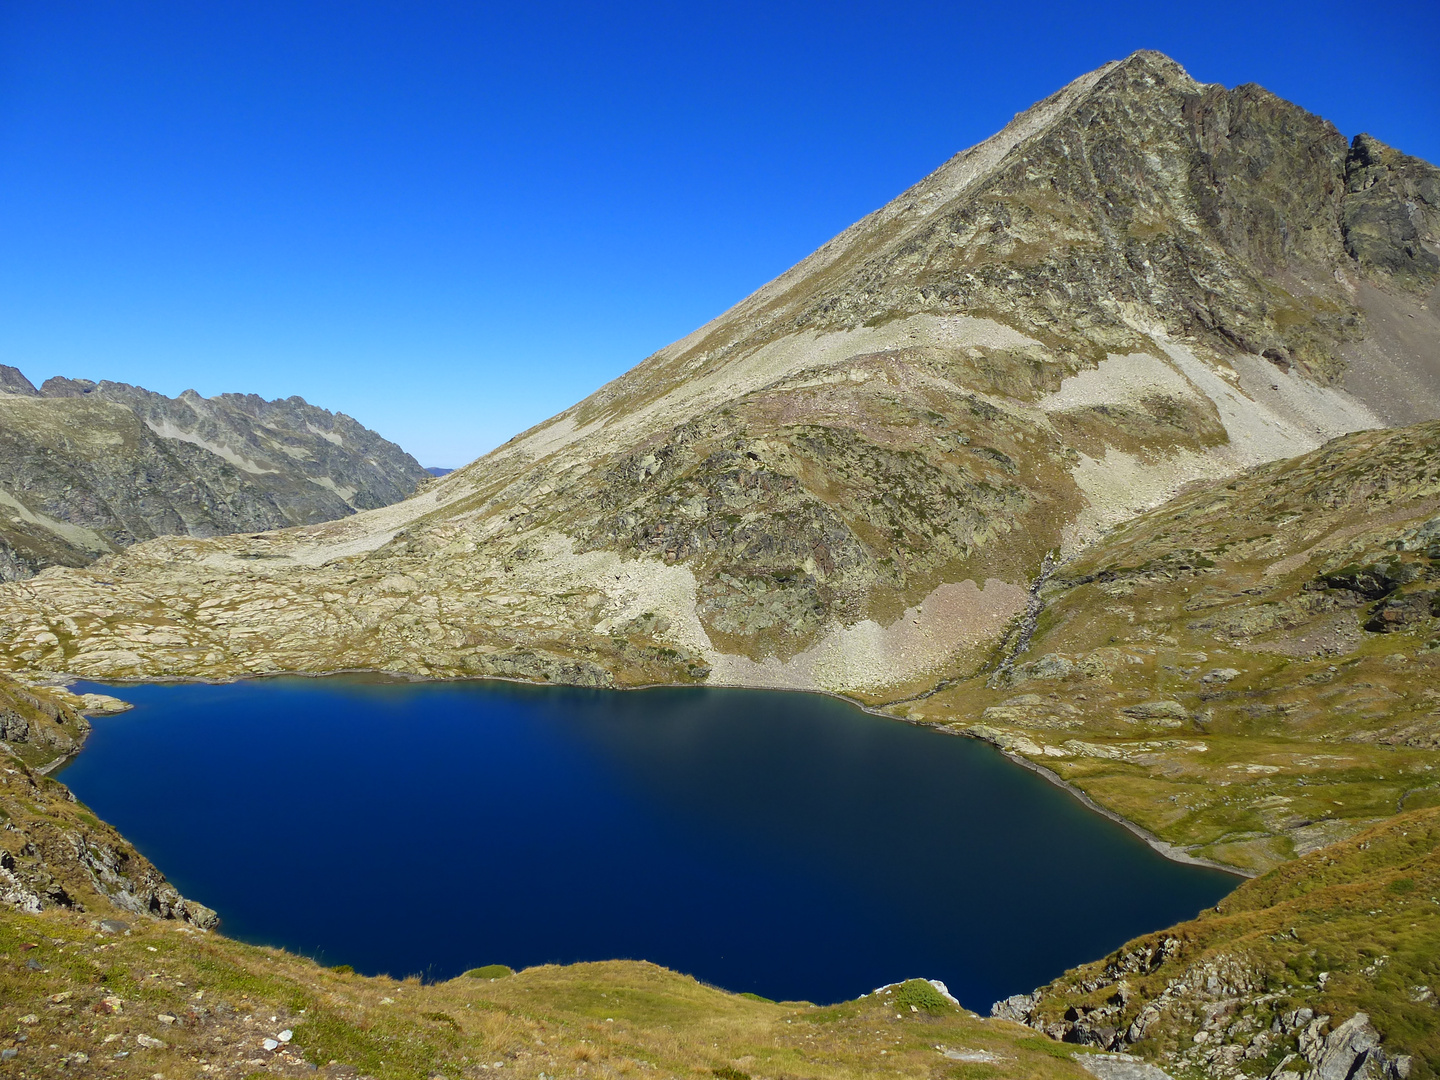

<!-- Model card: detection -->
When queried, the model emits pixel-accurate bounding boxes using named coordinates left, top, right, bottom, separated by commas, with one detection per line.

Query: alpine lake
left=58, top=676, right=1238, bottom=1009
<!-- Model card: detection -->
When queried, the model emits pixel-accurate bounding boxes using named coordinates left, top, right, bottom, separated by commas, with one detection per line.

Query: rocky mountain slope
left=0, top=50, right=1433, bottom=692
left=0, top=369, right=429, bottom=580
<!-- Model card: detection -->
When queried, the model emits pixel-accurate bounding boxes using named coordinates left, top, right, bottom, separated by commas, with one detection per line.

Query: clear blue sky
left=2, top=2, right=1436, bottom=468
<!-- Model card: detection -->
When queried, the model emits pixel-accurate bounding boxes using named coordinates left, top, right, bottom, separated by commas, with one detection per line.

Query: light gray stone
left=1075, top=1052, right=1176, bottom=1080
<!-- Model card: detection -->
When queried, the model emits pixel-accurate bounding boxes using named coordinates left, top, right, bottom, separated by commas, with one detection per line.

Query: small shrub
left=1386, top=877, right=1416, bottom=895
left=714, top=1068, right=751, bottom=1080
left=947, top=1065, right=999, bottom=1080
left=329, top=964, right=354, bottom=974
left=894, top=979, right=951, bottom=1015
left=465, top=964, right=515, bottom=980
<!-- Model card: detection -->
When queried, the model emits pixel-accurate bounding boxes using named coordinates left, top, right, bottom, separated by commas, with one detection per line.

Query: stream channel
left=59, top=675, right=1238, bottom=1008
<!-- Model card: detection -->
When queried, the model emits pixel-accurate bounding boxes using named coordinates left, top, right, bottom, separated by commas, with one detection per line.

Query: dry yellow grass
left=0, top=905, right=1096, bottom=1080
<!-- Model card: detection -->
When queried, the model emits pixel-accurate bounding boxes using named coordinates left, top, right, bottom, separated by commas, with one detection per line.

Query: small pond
left=60, top=676, right=1237, bottom=1007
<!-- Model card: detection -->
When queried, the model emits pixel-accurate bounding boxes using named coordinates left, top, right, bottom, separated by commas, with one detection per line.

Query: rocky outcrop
left=1003, top=988, right=1415, bottom=1080
left=0, top=678, right=89, bottom=766
left=0, top=678, right=216, bottom=928
left=1342, top=134, right=1440, bottom=291
left=991, top=813, right=1435, bottom=1080
left=1305, top=1013, right=1413, bottom=1080
left=0, top=807, right=217, bottom=929
left=0, top=374, right=428, bottom=580
left=1000, top=992, right=1414, bottom=1080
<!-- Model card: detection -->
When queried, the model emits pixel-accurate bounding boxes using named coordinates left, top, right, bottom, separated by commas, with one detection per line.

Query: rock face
left=1342, top=134, right=1440, bottom=290
left=0, top=50, right=1433, bottom=694
left=0, top=676, right=217, bottom=928
left=0, top=371, right=429, bottom=580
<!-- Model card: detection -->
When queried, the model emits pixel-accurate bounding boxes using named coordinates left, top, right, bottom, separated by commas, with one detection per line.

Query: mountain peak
left=0, top=365, right=40, bottom=396
left=1111, top=47, right=1199, bottom=78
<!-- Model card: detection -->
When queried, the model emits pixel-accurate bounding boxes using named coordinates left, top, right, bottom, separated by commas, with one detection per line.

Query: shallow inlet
left=61, top=676, right=1238, bottom=1007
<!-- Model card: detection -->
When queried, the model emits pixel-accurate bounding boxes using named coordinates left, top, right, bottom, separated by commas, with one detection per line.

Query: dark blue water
left=60, top=676, right=1236, bottom=1007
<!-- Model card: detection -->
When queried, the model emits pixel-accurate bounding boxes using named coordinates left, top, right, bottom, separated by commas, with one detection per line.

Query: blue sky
left=1, top=2, right=1436, bottom=468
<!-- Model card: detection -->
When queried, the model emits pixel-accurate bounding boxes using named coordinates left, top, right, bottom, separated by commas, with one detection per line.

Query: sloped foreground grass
left=0, top=905, right=1094, bottom=1080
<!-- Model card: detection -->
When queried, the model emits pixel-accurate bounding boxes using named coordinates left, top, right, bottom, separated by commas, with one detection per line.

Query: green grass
left=465, top=964, right=515, bottom=979
left=0, top=903, right=1098, bottom=1080
left=894, top=979, right=954, bottom=1015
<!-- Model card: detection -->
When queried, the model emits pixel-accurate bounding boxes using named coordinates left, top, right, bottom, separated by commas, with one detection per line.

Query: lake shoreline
left=55, top=673, right=1238, bottom=1005
left=44, top=664, right=1254, bottom=880
left=981, top=743, right=1254, bottom=879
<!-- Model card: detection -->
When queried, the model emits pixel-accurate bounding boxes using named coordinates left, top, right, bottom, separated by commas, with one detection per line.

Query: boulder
left=1305, top=1013, right=1411, bottom=1080
left=1121, top=700, right=1191, bottom=724
left=1364, top=589, right=1439, bottom=632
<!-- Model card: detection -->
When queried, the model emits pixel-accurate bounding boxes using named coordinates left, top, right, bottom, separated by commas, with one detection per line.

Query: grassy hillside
left=998, top=809, right=1439, bottom=1080
left=0, top=905, right=1099, bottom=1080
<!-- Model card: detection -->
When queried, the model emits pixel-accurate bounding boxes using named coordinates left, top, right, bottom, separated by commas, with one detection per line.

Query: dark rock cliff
left=1343, top=133, right=1440, bottom=290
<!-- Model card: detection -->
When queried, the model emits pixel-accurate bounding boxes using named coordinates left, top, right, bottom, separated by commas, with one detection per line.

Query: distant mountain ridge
left=0, top=366, right=429, bottom=579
